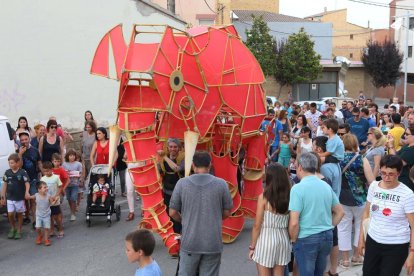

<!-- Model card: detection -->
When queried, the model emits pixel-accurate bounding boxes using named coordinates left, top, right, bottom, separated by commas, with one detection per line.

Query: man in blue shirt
left=289, top=153, right=344, bottom=276
left=361, top=107, right=376, bottom=127
left=347, top=107, right=370, bottom=148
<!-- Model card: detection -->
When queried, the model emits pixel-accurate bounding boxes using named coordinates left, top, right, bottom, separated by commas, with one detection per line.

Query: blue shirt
left=135, top=260, right=162, bottom=276
left=271, top=120, right=283, bottom=147
left=347, top=117, right=370, bottom=144
left=326, top=134, right=344, bottom=161
left=367, top=117, right=376, bottom=127
left=321, top=163, right=342, bottom=197
left=289, top=175, right=339, bottom=238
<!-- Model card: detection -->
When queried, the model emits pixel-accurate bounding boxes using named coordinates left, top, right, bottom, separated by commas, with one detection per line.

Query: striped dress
left=252, top=203, right=291, bottom=267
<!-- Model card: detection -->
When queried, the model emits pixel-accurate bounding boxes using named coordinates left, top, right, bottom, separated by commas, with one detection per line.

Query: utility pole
left=403, top=11, right=409, bottom=105
left=167, top=0, right=175, bottom=14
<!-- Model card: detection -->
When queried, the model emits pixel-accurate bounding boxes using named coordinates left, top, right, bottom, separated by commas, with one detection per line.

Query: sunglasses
left=50, top=125, right=57, bottom=129
left=338, top=133, right=346, bottom=136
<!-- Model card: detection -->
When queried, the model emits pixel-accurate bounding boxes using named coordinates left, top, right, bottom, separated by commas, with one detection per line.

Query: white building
left=394, top=1, right=414, bottom=80
left=0, top=0, right=186, bottom=129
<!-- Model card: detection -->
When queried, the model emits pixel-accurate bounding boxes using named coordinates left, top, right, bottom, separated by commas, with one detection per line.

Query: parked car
left=0, top=115, right=16, bottom=214
left=319, top=97, right=356, bottom=107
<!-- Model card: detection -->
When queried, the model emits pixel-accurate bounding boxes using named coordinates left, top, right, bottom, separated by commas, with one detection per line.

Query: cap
left=18, top=131, right=30, bottom=137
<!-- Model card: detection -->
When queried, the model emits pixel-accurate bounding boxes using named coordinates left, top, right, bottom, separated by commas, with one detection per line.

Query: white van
left=0, top=115, right=16, bottom=190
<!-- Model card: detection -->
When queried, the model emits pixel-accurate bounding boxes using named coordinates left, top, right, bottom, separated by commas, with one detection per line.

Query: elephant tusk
left=184, top=130, right=199, bottom=177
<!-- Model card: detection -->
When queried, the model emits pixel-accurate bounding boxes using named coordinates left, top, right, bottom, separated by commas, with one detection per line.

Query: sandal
left=126, top=212, right=134, bottom=221
left=351, top=257, right=364, bottom=266
left=339, top=259, right=350, bottom=269
left=57, top=232, right=64, bottom=239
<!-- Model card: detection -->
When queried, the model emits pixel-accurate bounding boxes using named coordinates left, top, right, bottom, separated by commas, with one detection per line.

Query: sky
left=280, top=0, right=393, bottom=29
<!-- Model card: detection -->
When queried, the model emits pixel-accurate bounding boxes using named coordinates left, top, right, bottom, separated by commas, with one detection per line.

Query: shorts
left=50, top=205, right=61, bottom=216
left=36, top=216, right=51, bottom=229
left=7, top=200, right=26, bottom=213
left=66, top=186, right=79, bottom=202
left=29, top=179, right=39, bottom=196
left=94, top=190, right=108, bottom=197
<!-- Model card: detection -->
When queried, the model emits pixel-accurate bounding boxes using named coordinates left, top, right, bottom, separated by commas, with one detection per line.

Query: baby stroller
left=85, top=164, right=121, bottom=227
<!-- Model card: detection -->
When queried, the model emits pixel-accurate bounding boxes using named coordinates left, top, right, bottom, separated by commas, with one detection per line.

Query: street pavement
left=0, top=182, right=405, bottom=276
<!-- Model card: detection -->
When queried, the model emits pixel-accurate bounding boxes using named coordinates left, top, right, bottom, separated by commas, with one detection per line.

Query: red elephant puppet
left=91, top=24, right=269, bottom=255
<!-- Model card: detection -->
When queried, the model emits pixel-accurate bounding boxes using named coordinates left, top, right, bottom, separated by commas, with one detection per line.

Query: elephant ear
left=90, top=24, right=127, bottom=81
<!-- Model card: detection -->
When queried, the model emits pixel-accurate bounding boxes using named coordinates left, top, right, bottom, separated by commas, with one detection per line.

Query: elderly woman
left=365, top=127, right=386, bottom=179
left=358, top=155, right=414, bottom=275
left=39, top=119, right=64, bottom=162
left=337, top=134, right=368, bottom=268
left=157, top=138, right=184, bottom=233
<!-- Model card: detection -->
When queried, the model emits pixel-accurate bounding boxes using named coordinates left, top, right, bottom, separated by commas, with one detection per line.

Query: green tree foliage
left=245, top=15, right=276, bottom=76
left=362, top=40, right=403, bottom=89
left=274, top=29, right=322, bottom=98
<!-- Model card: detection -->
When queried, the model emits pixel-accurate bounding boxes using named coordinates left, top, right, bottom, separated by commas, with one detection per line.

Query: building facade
left=151, top=0, right=279, bottom=26
left=305, top=8, right=371, bottom=61
left=0, top=0, right=186, bottom=128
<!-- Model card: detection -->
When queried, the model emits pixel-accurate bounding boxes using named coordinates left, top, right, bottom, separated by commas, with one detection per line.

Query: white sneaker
left=70, top=214, right=76, bottom=221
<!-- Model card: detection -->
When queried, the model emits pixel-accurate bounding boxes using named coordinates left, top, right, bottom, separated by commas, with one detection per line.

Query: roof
left=304, top=8, right=347, bottom=19
left=231, top=10, right=315, bottom=23
left=133, top=0, right=187, bottom=25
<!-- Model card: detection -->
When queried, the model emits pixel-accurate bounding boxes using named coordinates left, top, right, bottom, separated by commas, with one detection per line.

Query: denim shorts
left=66, top=186, right=79, bottom=202
left=36, top=216, right=51, bottom=229
left=29, top=179, right=39, bottom=196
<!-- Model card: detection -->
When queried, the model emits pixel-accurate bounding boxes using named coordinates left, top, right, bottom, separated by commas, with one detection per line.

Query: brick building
left=305, top=8, right=371, bottom=61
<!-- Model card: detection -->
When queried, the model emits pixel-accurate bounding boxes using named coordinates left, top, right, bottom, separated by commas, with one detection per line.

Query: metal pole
left=404, top=11, right=409, bottom=105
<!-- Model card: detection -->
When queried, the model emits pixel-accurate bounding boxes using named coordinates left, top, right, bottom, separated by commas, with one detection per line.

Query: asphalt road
left=0, top=188, right=258, bottom=276
left=3, top=183, right=406, bottom=276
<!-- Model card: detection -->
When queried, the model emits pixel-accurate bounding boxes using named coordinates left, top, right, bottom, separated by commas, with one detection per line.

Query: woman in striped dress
left=249, top=163, right=292, bottom=275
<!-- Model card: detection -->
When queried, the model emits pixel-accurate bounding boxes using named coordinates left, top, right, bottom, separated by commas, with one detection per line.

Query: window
left=198, top=19, right=214, bottom=26
left=350, top=53, right=353, bottom=59
left=410, top=17, right=414, bottom=29
left=409, top=46, right=413, bottom=58
left=350, top=34, right=354, bottom=40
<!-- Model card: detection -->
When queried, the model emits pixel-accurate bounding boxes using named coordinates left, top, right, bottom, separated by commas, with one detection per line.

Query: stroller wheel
left=86, top=219, right=91, bottom=227
left=107, top=219, right=112, bottom=227
left=116, top=205, right=121, bottom=221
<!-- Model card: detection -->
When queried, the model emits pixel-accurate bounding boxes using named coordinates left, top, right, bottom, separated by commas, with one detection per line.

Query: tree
left=245, top=15, right=276, bottom=77
left=362, top=40, right=403, bottom=98
left=274, top=29, right=322, bottom=99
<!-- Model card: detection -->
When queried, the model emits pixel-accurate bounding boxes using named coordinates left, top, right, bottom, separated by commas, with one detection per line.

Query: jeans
left=178, top=252, right=221, bottom=276
left=293, top=229, right=333, bottom=276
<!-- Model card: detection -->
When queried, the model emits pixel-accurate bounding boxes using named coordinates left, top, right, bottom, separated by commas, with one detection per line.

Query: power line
left=203, top=0, right=216, bottom=14
left=238, top=19, right=374, bottom=38
left=347, top=0, right=414, bottom=11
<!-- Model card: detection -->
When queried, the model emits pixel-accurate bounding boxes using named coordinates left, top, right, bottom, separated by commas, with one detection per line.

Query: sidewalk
left=337, top=265, right=362, bottom=276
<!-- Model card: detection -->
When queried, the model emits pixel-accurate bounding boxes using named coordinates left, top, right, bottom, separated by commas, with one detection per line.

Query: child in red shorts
left=92, top=175, right=109, bottom=207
